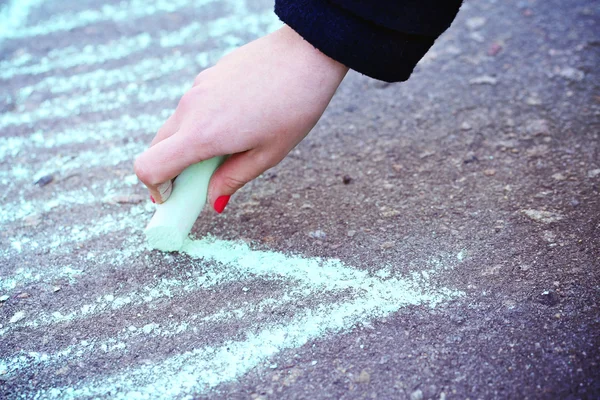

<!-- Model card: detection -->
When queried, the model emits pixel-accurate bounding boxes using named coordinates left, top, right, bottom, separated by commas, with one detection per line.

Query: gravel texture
left=0, top=0, right=599, bottom=398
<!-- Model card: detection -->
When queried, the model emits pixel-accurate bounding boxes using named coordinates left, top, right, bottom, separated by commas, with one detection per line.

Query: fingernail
left=157, top=181, right=173, bottom=200
left=214, top=195, right=231, bottom=214
left=150, top=195, right=155, bottom=203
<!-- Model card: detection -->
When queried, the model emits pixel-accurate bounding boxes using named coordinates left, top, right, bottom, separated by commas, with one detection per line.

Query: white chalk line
left=0, top=13, right=282, bottom=161
left=0, top=33, right=153, bottom=80
left=0, top=16, right=283, bottom=131
left=0, top=263, right=84, bottom=294
left=0, top=174, right=143, bottom=224
left=0, top=0, right=222, bottom=41
left=0, top=0, right=45, bottom=40
left=0, top=32, right=147, bottom=76
left=0, top=111, right=167, bottom=161
left=0, top=138, right=149, bottom=187
left=1, top=207, right=152, bottom=291
left=0, top=79, right=191, bottom=130
left=1, top=10, right=278, bottom=81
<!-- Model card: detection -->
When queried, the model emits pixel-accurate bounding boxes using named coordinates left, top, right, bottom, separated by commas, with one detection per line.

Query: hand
left=134, top=25, right=348, bottom=212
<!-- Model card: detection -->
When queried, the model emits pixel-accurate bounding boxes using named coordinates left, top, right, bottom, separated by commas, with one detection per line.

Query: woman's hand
left=134, top=25, right=348, bottom=212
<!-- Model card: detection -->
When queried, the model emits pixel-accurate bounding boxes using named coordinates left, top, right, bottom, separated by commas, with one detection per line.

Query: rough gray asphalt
left=1, top=0, right=599, bottom=398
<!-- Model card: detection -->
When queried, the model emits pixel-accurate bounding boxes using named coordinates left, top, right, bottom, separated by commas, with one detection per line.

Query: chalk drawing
left=2, top=206, right=149, bottom=260
left=0, top=112, right=169, bottom=161
left=0, top=265, right=83, bottom=293
left=0, top=0, right=222, bottom=40
left=0, top=177, right=142, bottom=224
left=1, top=11, right=279, bottom=80
left=1, top=140, right=148, bottom=184
left=0, top=81, right=193, bottom=130
left=0, top=33, right=154, bottom=80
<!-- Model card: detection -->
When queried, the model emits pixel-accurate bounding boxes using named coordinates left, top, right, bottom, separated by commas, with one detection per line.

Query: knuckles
left=176, top=90, right=198, bottom=114
left=192, top=67, right=215, bottom=87
left=255, top=151, right=281, bottom=171
left=220, top=174, right=248, bottom=192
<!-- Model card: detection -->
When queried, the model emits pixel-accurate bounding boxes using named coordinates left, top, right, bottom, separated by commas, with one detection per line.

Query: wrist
left=276, top=24, right=349, bottom=84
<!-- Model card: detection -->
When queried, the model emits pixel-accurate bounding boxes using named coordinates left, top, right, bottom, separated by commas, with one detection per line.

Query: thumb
left=134, top=132, right=216, bottom=204
left=208, top=150, right=276, bottom=213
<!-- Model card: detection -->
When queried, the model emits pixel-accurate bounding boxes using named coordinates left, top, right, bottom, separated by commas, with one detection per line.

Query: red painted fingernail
left=214, top=195, right=231, bottom=213
left=150, top=195, right=155, bottom=204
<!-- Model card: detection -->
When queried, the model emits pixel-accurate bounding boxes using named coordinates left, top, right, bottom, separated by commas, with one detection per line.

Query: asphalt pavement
left=0, top=0, right=599, bottom=398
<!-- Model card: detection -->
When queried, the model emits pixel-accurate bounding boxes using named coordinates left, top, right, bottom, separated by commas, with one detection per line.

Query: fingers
left=208, top=150, right=278, bottom=213
left=150, top=112, right=180, bottom=147
left=135, top=113, right=179, bottom=203
left=134, top=132, right=218, bottom=204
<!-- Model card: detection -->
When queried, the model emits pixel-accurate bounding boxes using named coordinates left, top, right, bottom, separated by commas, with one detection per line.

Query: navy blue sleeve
left=274, top=0, right=463, bottom=82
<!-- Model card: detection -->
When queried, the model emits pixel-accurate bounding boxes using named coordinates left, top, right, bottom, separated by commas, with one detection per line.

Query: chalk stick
left=145, top=156, right=225, bottom=252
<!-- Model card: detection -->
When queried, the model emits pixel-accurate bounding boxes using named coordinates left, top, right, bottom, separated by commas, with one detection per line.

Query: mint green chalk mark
left=29, top=238, right=463, bottom=399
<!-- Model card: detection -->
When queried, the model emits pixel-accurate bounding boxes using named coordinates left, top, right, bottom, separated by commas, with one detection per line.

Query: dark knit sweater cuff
left=274, top=0, right=436, bottom=82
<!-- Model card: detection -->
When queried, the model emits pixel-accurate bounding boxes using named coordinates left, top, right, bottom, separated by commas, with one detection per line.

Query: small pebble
left=488, top=42, right=503, bottom=56
left=380, top=241, right=395, bottom=250
left=410, top=389, right=424, bottom=400
left=103, top=194, right=146, bottom=204
left=308, top=230, right=327, bottom=239
left=0, top=295, right=9, bottom=302
left=342, top=175, right=353, bottom=184
left=466, top=16, right=486, bottom=30
left=54, top=366, right=70, bottom=376
left=522, top=209, right=563, bottom=224
left=556, top=67, right=584, bottom=82
left=525, top=95, right=542, bottom=105
left=526, top=119, right=551, bottom=136
left=34, top=174, right=54, bottom=187
left=347, top=230, right=356, bottom=238
left=53, top=286, right=61, bottom=292
left=22, top=213, right=41, bottom=227
left=419, top=150, right=436, bottom=159
left=469, top=75, right=498, bottom=85
left=355, top=370, right=370, bottom=384
left=587, top=169, right=600, bottom=178
left=9, top=311, right=26, bottom=323
left=483, top=169, right=496, bottom=176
